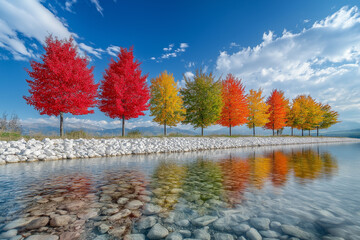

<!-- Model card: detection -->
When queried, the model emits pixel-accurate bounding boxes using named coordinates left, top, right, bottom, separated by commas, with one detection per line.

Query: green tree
left=180, top=70, right=223, bottom=136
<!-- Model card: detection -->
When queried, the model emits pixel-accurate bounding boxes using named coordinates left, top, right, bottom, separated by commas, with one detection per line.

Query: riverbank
left=0, top=137, right=358, bottom=164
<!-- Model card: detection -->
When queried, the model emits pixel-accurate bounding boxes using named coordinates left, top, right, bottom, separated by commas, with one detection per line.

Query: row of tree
left=24, top=36, right=339, bottom=137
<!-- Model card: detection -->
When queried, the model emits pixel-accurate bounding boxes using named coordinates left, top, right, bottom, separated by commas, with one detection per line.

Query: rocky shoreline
left=0, top=137, right=359, bottom=164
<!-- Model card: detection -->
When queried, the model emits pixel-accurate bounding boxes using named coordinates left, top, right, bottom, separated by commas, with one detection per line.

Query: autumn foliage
left=180, top=70, right=223, bottom=136
left=150, top=71, right=185, bottom=135
left=247, top=89, right=270, bottom=136
left=98, top=47, right=150, bottom=136
left=265, top=89, right=289, bottom=135
left=218, top=74, right=248, bottom=136
left=24, top=36, right=98, bottom=137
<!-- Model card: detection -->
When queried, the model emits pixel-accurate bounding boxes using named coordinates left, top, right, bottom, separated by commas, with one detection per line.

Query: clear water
left=0, top=143, right=360, bottom=240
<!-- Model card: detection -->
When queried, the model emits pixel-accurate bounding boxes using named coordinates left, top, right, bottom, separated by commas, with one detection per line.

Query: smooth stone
left=98, top=223, right=110, bottom=234
left=64, top=201, right=85, bottom=211
left=25, top=235, right=59, bottom=240
left=137, top=216, right=157, bottom=230
left=175, top=219, right=190, bottom=227
left=317, top=217, right=345, bottom=227
left=93, top=235, right=107, bottom=240
left=147, top=223, right=169, bottom=239
left=143, top=203, right=162, bottom=215
left=102, top=208, right=119, bottom=215
left=26, top=217, right=49, bottom=230
left=125, top=234, right=146, bottom=240
left=231, top=223, right=250, bottom=234
left=138, top=195, right=151, bottom=202
left=166, top=232, right=183, bottom=240
left=126, top=200, right=144, bottom=210
left=59, top=232, right=80, bottom=240
left=270, top=221, right=281, bottom=231
left=246, top=228, right=262, bottom=240
left=250, top=218, right=270, bottom=230
left=77, top=208, right=99, bottom=219
left=108, top=226, right=127, bottom=237
left=10, top=236, right=23, bottom=240
left=213, top=233, right=234, bottom=240
left=117, top=197, right=129, bottom=205
left=281, top=225, right=317, bottom=240
left=108, top=209, right=131, bottom=221
left=3, top=218, right=35, bottom=230
left=179, top=230, right=191, bottom=238
left=213, top=217, right=232, bottom=232
left=322, top=237, right=345, bottom=240
left=191, top=215, right=218, bottom=227
left=193, top=229, right=210, bottom=240
left=260, top=230, right=280, bottom=238
left=50, top=215, right=72, bottom=227
left=50, top=197, right=64, bottom=202
left=0, top=229, right=18, bottom=238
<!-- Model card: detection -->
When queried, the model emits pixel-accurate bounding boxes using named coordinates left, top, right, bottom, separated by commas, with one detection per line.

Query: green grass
left=0, top=130, right=343, bottom=142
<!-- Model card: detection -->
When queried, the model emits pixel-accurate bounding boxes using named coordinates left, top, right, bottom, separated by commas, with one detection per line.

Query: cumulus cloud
left=0, top=0, right=114, bottom=60
left=151, top=43, right=189, bottom=61
left=216, top=6, right=360, bottom=121
left=106, top=45, right=120, bottom=57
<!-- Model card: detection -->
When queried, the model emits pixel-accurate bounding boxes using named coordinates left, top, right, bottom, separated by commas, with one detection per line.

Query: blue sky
left=0, top=0, right=360, bottom=131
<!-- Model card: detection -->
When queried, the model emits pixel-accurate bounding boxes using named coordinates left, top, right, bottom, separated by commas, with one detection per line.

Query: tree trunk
left=253, top=123, right=255, bottom=136
left=229, top=124, right=232, bottom=136
left=122, top=115, right=125, bottom=137
left=164, top=120, right=167, bottom=136
left=302, top=129, right=304, bottom=136
left=201, top=127, right=204, bottom=136
left=291, top=127, right=293, bottom=136
left=308, top=129, right=310, bottom=136
left=272, top=123, right=275, bottom=136
left=59, top=112, right=64, bottom=137
left=277, top=130, right=279, bottom=136
left=317, top=127, right=319, bottom=137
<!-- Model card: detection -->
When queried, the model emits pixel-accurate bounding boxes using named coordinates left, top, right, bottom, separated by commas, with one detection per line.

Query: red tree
left=99, top=47, right=150, bottom=136
left=24, top=36, right=98, bottom=137
left=218, top=74, right=248, bottom=136
left=265, top=89, right=288, bottom=135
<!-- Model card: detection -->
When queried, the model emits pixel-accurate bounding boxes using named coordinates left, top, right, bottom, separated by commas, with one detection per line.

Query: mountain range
left=20, top=119, right=360, bottom=138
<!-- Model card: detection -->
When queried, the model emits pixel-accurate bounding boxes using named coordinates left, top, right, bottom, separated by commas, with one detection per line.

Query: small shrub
left=65, top=130, right=91, bottom=139
left=127, top=130, right=142, bottom=138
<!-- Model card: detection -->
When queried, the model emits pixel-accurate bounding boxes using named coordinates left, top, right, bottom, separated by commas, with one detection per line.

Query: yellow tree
left=150, top=71, right=185, bottom=135
left=318, top=103, right=339, bottom=136
left=304, top=96, right=323, bottom=136
left=247, top=89, right=270, bottom=136
left=291, top=95, right=323, bottom=136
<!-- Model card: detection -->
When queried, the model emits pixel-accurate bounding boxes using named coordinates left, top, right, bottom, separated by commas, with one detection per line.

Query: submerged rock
left=147, top=223, right=169, bottom=239
left=281, top=225, right=317, bottom=240
left=191, top=215, right=218, bottom=227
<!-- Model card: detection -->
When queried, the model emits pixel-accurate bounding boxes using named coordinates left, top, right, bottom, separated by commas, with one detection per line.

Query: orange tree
left=265, top=89, right=289, bottom=136
left=218, top=74, right=248, bottom=136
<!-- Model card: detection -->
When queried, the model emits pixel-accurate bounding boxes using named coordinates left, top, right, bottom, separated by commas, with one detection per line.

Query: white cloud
left=0, top=0, right=111, bottom=60
left=304, top=19, right=310, bottom=23
left=216, top=6, right=360, bottom=121
left=180, top=43, right=189, bottom=49
left=163, top=44, right=174, bottom=51
left=78, top=43, right=104, bottom=59
left=90, top=0, right=104, bottom=16
left=230, top=42, right=240, bottom=48
left=65, top=0, right=103, bottom=15
left=156, top=43, right=189, bottom=60
left=184, top=71, right=194, bottom=79
left=106, top=45, right=120, bottom=57
left=65, top=0, right=77, bottom=12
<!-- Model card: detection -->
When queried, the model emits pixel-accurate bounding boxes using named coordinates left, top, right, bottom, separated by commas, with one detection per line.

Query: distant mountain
left=21, top=125, right=196, bottom=137
left=20, top=119, right=360, bottom=138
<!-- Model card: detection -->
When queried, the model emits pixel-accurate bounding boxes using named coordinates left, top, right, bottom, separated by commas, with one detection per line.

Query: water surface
left=0, top=143, right=359, bottom=239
